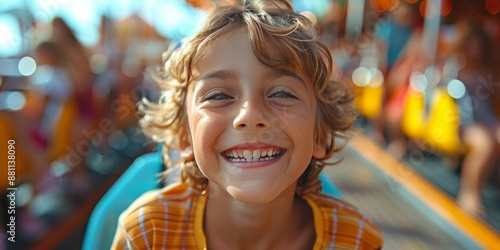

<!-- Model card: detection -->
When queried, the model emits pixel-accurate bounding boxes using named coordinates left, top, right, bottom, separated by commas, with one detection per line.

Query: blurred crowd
left=337, top=1, right=500, bottom=218
left=0, top=0, right=499, bottom=248
left=1, top=10, right=164, bottom=248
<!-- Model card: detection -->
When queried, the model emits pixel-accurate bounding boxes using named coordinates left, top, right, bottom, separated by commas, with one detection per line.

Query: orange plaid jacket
left=111, top=182, right=383, bottom=249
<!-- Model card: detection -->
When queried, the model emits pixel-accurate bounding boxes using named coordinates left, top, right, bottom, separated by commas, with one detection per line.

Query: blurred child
left=51, top=17, right=96, bottom=123
left=454, top=20, right=500, bottom=217
left=30, top=41, right=74, bottom=151
left=112, top=1, right=383, bottom=249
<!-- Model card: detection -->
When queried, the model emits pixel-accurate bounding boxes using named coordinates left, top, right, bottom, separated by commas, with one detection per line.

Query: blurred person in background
left=47, top=17, right=97, bottom=197
left=110, top=13, right=170, bottom=133
left=15, top=39, right=78, bottom=242
left=28, top=41, right=74, bottom=183
left=453, top=19, right=500, bottom=217
left=373, top=2, right=423, bottom=151
left=91, top=15, right=121, bottom=124
left=377, top=14, right=426, bottom=157
left=50, top=17, right=96, bottom=123
left=375, top=2, right=423, bottom=78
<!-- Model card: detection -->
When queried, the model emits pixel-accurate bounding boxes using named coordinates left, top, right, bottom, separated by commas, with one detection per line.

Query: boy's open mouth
left=223, top=148, right=284, bottom=162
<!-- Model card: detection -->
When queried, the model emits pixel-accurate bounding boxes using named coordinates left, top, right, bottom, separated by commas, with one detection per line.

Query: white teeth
left=252, top=150, right=260, bottom=159
left=243, top=150, right=252, bottom=160
left=226, top=148, right=282, bottom=162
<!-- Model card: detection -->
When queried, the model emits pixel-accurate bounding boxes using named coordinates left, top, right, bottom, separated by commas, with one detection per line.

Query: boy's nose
left=233, top=100, right=270, bottom=130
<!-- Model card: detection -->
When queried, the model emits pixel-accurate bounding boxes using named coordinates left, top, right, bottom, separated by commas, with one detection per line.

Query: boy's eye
left=204, top=90, right=232, bottom=101
left=270, top=89, right=297, bottom=99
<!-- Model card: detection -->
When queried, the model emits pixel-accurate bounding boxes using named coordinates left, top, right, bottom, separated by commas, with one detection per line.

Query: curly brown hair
left=139, top=0, right=358, bottom=195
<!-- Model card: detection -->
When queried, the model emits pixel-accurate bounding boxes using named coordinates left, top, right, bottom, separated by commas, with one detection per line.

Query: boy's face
left=185, top=29, right=325, bottom=203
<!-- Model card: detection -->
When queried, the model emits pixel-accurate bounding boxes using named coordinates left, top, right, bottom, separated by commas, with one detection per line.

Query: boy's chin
left=224, top=183, right=294, bottom=204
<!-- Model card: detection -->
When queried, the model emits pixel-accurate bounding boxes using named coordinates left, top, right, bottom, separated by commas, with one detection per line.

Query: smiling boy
left=112, top=1, right=383, bottom=249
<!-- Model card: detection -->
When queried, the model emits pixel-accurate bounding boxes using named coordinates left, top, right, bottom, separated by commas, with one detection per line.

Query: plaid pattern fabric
left=112, top=182, right=383, bottom=250
left=304, top=192, right=383, bottom=249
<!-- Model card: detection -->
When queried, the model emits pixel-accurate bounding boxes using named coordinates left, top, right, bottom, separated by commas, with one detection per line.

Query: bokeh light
left=5, top=91, right=26, bottom=111
left=18, top=56, right=37, bottom=76
left=369, top=68, right=384, bottom=88
left=370, top=0, right=400, bottom=12
left=441, top=0, right=452, bottom=16
left=447, top=79, right=466, bottom=99
left=292, top=0, right=332, bottom=20
left=17, top=183, right=34, bottom=207
left=419, top=0, right=451, bottom=18
left=409, top=72, right=428, bottom=92
left=352, top=67, right=371, bottom=87
left=300, top=11, right=318, bottom=25
left=485, top=0, right=500, bottom=15
left=425, top=65, right=442, bottom=87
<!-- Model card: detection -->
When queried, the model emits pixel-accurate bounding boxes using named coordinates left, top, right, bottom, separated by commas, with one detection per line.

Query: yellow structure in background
left=352, top=66, right=384, bottom=119
left=401, top=87, right=465, bottom=155
left=401, top=88, right=426, bottom=140
left=49, top=100, right=78, bottom=162
left=354, top=83, right=384, bottom=119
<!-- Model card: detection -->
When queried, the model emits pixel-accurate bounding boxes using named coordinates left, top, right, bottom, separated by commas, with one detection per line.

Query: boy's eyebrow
left=266, top=70, right=306, bottom=85
left=196, top=69, right=305, bottom=86
left=197, top=70, right=232, bottom=81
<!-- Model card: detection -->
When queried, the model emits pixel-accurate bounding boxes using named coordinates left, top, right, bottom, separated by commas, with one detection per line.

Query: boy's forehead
left=191, top=29, right=250, bottom=74
left=191, top=28, right=305, bottom=79
left=199, top=28, right=249, bottom=55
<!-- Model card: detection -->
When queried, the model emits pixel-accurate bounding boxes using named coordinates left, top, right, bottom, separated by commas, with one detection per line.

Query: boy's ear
left=312, top=129, right=327, bottom=159
left=312, top=141, right=326, bottom=159
left=179, top=130, right=194, bottom=160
